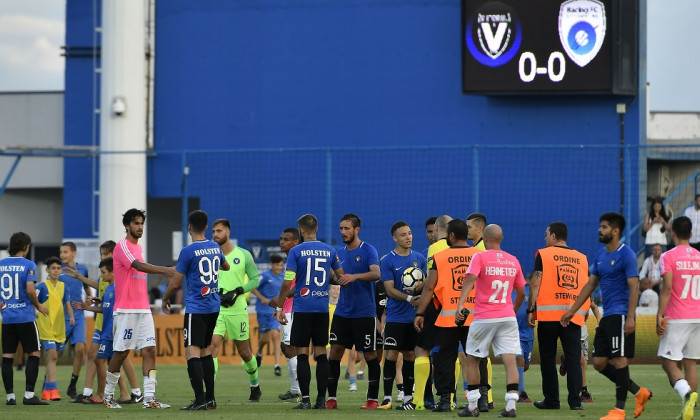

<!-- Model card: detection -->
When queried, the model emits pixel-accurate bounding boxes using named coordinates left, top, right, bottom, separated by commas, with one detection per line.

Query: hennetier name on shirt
left=194, top=248, right=221, bottom=257
left=0, top=266, right=26, bottom=272
left=300, top=250, right=331, bottom=257
left=485, top=266, right=517, bottom=277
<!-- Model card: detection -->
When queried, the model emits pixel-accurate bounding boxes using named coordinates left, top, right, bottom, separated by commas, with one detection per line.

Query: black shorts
left=383, top=322, right=418, bottom=351
left=329, top=315, right=378, bottom=352
left=1, top=321, right=40, bottom=354
left=416, top=304, right=438, bottom=350
left=183, top=312, right=218, bottom=348
left=375, top=328, right=384, bottom=347
left=593, top=314, right=635, bottom=359
left=291, top=312, right=330, bottom=347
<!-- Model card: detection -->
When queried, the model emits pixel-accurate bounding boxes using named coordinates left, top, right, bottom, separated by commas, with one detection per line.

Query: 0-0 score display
left=462, top=0, right=612, bottom=93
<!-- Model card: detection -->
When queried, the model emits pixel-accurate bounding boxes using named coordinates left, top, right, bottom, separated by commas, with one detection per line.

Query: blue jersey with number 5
left=176, top=240, right=226, bottom=314
left=286, top=241, right=341, bottom=313
left=0, top=256, right=38, bottom=324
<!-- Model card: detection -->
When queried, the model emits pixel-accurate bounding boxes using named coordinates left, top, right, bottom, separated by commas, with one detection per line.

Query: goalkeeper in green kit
left=208, top=219, right=262, bottom=402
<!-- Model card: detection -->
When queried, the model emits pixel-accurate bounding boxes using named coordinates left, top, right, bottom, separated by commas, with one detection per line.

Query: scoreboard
left=461, top=0, right=639, bottom=94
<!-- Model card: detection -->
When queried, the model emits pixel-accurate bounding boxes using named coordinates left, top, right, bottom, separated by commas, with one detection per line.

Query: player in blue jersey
left=379, top=221, right=427, bottom=409
left=274, top=214, right=345, bottom=410
left=252, top=254, right=285, bottom=374
left=59, top=241, right=91, bottom=399
left=72, top=258, right=116, bottom=399
left=514, top=282, right=534, bottom=403
left=162, top=210, right=230, bottom=411
left=326, top=213, right=381, bottom=410
left=562, top=212, right=651, bottom=420
left=1, top=232, right=50, bottom=406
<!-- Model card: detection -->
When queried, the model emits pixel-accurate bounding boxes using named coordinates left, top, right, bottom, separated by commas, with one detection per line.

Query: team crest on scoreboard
left=451, top=263, right=470, bottom=291
left=556, top=263, right=578, bottom=289
left=558, top=0, right=606, bottom=67
left=465, top=1, right=522, bottom=67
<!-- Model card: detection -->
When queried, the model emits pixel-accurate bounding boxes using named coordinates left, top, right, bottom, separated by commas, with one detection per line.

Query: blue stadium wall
left=64, top=0, right=646, bottom=273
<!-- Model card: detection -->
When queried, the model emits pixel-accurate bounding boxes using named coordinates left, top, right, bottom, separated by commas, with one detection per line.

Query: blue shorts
left=65, top=318, right=86, bottom=345
left=41, top=340, right=63, bottom=351
left=92, top=328, right=102, bottom=344
left=97, top=339, right=114, bottom=361
left=518, top=339, right=533, bottom=364
left=257, top=313, right=280, bottom=334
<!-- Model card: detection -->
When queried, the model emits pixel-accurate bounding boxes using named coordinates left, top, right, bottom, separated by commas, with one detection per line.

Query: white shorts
left=281, top=312, right=294, bottom=346
left=113, top=312, right=156, bottom=351
left=658, top=322, right=700, bottom=361
left=466, top=319, right=521, bottom=357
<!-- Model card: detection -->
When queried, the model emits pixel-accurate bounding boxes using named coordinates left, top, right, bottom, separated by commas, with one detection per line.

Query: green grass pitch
left=2, top=362, right=692, bottom=419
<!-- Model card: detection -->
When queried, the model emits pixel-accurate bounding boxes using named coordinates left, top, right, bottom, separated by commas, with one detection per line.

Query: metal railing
left=623, top=171, right=700, bottom=255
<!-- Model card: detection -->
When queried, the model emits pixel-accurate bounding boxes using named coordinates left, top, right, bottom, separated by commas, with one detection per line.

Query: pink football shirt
left=113, top=238, right=151, bottom=313
left=283, top=278, right=295, bottom=313
left=659, top=245, right=700, bottom=321
left=466, top=249, right=525, bottom=320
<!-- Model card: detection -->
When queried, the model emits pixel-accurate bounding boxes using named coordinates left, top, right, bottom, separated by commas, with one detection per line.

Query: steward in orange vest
left=414, top=219, right=480, bottom=411
left=528, top=222, right=589, bottom=410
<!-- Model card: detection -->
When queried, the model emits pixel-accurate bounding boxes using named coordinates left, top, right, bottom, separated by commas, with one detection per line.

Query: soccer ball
left=402, top=266, right=424, bottom=288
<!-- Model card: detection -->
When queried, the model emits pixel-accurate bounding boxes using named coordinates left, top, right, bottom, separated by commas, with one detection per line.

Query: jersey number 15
left=305, top=257, right=327, bottom=287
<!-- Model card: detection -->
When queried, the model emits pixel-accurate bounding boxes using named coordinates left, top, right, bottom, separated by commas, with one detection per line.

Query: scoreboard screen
left=462, top=0, right=636, bottom=94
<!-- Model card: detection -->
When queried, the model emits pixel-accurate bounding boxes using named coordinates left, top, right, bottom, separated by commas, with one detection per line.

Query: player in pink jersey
left=455, top=224, right=525, bottom=418
left=268, top=227, right=301, bottom=402
left=103, top=208, right=175, bottom=410
left=657, top=216, right=700, bottom=420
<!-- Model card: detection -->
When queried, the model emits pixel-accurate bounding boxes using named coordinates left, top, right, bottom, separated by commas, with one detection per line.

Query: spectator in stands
left=643, top=197, right=670, bottom=257
left=639, top=244, right=663, bottom=294
left=638, top=279, right=658, bottom=308
left=682, top=194, right=700, bottom=252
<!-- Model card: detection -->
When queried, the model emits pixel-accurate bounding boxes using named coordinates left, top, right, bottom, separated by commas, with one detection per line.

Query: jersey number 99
left=198, top=256, right=221, bottom=285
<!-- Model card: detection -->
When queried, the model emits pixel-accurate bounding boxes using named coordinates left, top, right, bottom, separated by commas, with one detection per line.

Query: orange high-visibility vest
left=535, top=246, right=590, bottom=326
left=433, top=246, right=481, bottom=327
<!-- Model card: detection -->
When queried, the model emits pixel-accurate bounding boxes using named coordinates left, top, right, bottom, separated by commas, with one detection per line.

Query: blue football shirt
left=286, top=241, right=341, bottom=313
left=513, top=285, right=534, bottom=341
left=101, top=284, right=116, bottom=340
left=256, top=269, right=284, bottom=316
left=591, top=244, right=638, bottom=316
left=0, top=257, right=39, bottom=324
left=335, top=241, right=380, bottom=318
left=380, top=250, right=427, bottom=323
left=60, top=263, right=89, bottom=321
left=175, top=239, right=225, bottom=314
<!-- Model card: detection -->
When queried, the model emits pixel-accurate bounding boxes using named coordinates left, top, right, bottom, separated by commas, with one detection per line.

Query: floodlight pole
left=99, top=0, right=148, bottom=252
